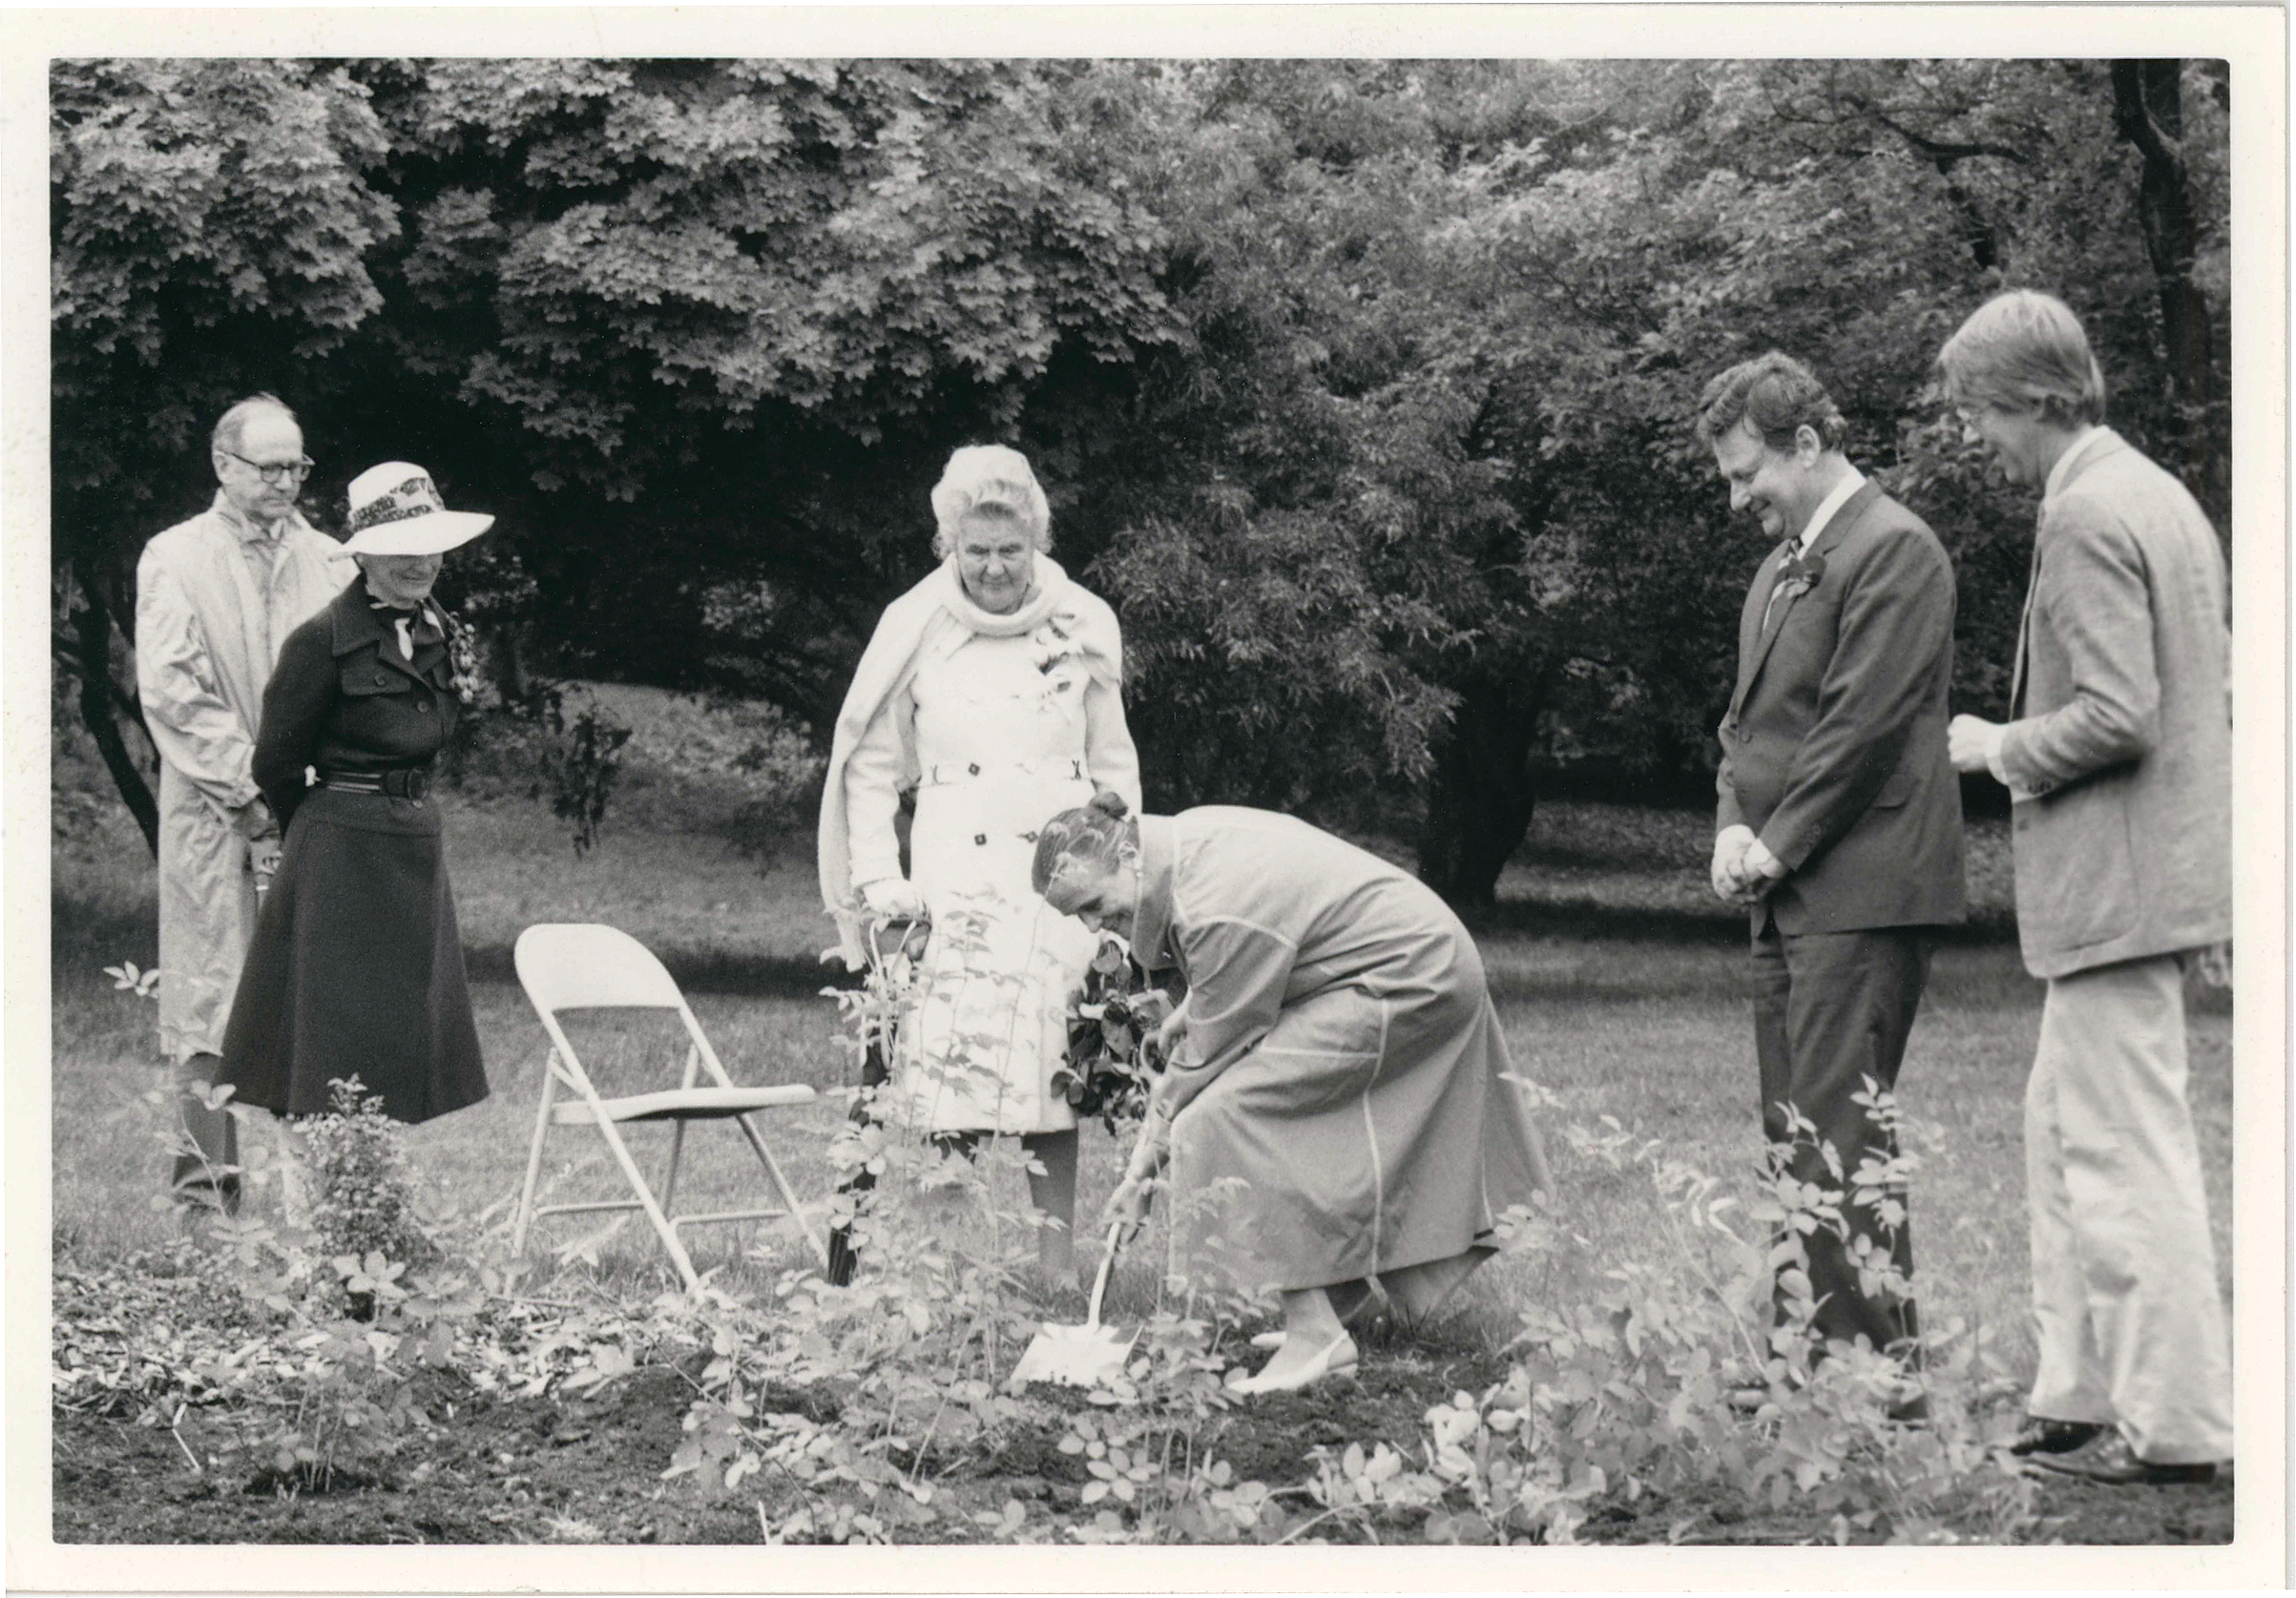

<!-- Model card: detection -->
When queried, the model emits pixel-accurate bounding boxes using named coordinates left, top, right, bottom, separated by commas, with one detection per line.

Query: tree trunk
left=1416, top=674, right=1546, bottom=909
left=65, top=551, right=160, bottom=854
left=486, top=620, right=528, bottom=706
left=2110, top=59, right=2223, bottom=508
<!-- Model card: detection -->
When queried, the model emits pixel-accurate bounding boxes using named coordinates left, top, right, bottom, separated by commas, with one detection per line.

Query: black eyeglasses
left=221, top=448, right=315, bottom=486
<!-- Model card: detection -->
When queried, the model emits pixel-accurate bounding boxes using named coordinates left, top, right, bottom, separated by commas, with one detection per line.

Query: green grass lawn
left=50, top=749, right=2232, bottom=1387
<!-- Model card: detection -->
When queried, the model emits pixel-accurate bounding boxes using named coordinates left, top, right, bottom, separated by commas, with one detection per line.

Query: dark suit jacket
left=1716, top=480, right=1967, bottom=936
left=252, top=579, right=463, bottom=827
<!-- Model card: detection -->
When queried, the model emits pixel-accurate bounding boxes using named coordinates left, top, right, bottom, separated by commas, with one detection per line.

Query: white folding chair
left=511, top=924, right=828, bottom=1290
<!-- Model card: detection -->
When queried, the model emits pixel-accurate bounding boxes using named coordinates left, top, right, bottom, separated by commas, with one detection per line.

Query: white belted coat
left=829, top=557, right=1139, bottom=1134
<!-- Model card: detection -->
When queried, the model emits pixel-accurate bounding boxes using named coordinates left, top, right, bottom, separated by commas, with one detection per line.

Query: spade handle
left=1086, top=1220, right=1124, bottom=1329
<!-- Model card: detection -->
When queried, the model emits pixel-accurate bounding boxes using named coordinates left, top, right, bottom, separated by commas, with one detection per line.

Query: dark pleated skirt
left=220, top=786, right=488, bottom=1125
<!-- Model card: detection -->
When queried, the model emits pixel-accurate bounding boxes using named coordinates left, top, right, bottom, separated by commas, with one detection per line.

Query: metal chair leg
left=589, top=1118, right=703, bottom=1292
left=512, top=1053, right=560, bottom=1255
left=658, top=1120, right=688, bottom=1218
left=734, top=1111, right=831, bottom=1269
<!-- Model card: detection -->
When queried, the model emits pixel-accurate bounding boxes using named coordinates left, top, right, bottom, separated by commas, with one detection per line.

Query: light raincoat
left=1128, top=807, right=1553, bottom=1291
left=823, top=555, right=1139, bottom=1133
left=134, top=494, right=344, bottom=1062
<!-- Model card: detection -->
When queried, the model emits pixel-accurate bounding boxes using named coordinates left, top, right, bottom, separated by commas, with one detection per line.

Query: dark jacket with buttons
left=1714, top=481, right=1967, bottom=936
left=253, top=578, right=461, bottom=827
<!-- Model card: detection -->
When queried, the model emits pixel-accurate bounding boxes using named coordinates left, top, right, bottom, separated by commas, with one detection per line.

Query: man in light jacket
left=1941, top=290, right=2232, bottom=1486
left=135, top=394, right=344, bottom=1212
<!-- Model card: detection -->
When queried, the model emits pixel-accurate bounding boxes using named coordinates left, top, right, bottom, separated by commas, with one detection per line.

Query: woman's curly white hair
left=929, top=444, right=1052, bottom=559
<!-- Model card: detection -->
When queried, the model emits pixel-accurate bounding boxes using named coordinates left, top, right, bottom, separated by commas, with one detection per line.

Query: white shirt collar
left=2043, top=425, right=2108, bottom=508
left=1797, top=467, right=1867, bottom=553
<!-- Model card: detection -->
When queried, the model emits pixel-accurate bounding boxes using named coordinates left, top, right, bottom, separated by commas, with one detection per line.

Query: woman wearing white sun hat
left=219, top=463, right=494, bottom=1127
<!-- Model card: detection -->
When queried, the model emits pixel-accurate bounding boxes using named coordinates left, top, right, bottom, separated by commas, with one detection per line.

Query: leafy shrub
left=534, top=688, right=634, bottom=857
left=441, top=678, right=632, bottom=854
left=302, top=1077, right=431, bottom=1291
left=65, top=947, right=2040, bottom=1542
left=609, top=690, right=825, bottom=865
left=1054, top=937, right=1171, bottom=1132
left=447, top=680, right=823, bottom=864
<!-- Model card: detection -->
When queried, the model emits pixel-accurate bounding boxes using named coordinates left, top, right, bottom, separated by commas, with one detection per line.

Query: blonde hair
left=1937, top=290, right=2107, bottom=426
left=929, top=444, right=1051, bottom=559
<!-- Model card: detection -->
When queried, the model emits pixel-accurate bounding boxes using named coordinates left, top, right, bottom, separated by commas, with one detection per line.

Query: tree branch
left=2109, top=61, right=2185, bottom=173
left=1856, top=104, right=2029, bottom=169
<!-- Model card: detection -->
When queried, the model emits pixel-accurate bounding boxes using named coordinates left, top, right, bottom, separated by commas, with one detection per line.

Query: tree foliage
left=52, top=57, right=2231, bottom=897
left=52, top=58, right=400, bottom=846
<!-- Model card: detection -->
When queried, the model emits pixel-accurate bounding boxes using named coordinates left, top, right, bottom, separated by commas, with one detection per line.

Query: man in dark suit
left=1699, top=353, right=1967, bottom=1397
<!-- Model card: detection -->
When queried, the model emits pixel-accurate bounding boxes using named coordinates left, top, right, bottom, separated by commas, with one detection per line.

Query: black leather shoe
left=2003, top=1416, right=2105, bottom=1457
left=2031, top=1433, right=2218, bottom=1485
left=173, top=1174, right=242, bottom=1217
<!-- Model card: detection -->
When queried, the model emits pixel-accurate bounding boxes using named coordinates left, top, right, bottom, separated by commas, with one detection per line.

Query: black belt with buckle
left=320, top=767, right=429, bottom=800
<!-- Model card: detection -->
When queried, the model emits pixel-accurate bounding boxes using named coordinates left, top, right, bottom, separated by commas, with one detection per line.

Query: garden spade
left=1010, top=1222, right=1136, bottom=1388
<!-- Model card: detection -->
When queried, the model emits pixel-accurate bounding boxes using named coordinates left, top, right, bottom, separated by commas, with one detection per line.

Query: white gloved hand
left=858, top=876, right=928, bottom=920
left=1710, top=824, right=1755, bottom=902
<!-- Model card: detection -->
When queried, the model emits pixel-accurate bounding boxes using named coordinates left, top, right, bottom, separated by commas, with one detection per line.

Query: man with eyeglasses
left=134, top=393, right=344, bottom=1214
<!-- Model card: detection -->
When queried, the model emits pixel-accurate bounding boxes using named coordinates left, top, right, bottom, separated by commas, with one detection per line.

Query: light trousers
left=2025, top=954, right=2232, bottom=1463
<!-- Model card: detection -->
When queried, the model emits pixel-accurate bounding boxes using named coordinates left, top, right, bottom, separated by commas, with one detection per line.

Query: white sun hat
left=335, top=462, right=495, bottom=557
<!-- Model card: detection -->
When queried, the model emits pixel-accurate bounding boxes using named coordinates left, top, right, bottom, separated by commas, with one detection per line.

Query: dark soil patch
left=2022, top=1469, right=2234, bottom=1546
left=55, top=1368, right=759, bottom=1546
left=1201, top=1348, right=1505, bottom=1483
left=52, top=1359, right=2235, bottom=1546
left=1561, top=1456, right=2233, bottom=1548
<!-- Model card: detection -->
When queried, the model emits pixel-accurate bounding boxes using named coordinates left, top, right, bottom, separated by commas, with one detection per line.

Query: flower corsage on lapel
left=1769, top=548, right=1827, bottom=611
left=442, top=610, right=484, bottom=706
left=1026, top=614, right=1085, bottom=710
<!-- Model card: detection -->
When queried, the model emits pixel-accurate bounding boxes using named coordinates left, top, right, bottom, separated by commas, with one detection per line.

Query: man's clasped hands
left=1713, top=710, right=2011, bottom=909
left=1709, top=824, right=1789, bottom=906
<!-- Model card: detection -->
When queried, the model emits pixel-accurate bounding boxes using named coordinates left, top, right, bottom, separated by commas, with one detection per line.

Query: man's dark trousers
left=1751, top=919, right=1931, bottom=1356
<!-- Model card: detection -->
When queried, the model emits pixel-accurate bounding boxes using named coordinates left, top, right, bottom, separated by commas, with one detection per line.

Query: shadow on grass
left=1463, top=897, right=2021, bottom=947
left=463, top=941, right=856, bottom=1000
left=52, top=893, right=862, bottom=1004
left=52, top=898, right=157, bottom=972
left=56, top=890, right=2023, bottom=1003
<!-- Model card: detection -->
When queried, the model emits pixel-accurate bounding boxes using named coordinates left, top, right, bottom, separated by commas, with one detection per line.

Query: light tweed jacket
left=1996, top=429, right=2232, bottom=979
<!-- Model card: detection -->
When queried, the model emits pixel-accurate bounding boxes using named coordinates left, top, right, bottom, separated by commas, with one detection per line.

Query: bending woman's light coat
left=1127, top=807, right=1551, bottom=1289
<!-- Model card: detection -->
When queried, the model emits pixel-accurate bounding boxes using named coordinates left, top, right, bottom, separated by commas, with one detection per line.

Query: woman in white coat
left=819, top=445, right=1141, bottom=1280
